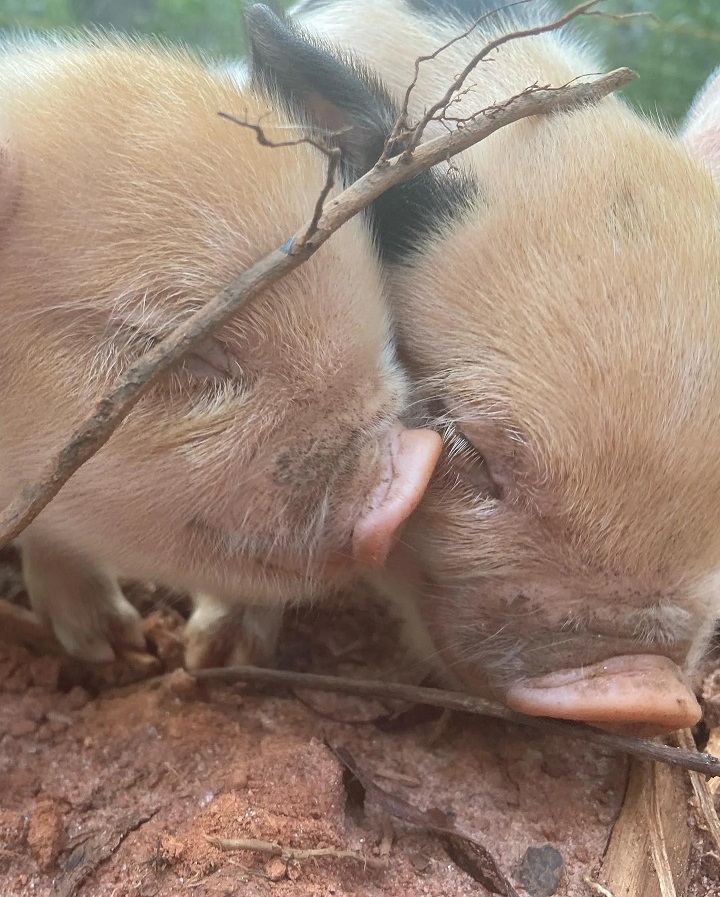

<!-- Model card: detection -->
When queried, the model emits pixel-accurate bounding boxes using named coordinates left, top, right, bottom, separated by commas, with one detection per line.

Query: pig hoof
left=20, top=538, right=147, bottom=663
left=185, top=596, right=283, bottom=669
left=52, top=597, right=146, bottom=663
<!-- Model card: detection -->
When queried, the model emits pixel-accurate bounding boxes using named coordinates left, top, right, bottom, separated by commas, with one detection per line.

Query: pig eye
left=442, top=421, right=503, bottom=500
left=114, top=322, right=245, bottom=391
left=181, top=338, right=243, bottom=383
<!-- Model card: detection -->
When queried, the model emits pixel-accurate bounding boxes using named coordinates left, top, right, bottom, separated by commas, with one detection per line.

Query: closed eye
left=116, top=321, right=244, bottom=384
left=442, top=420, right=503, bottom=500
left=181, top=336, right=244, bottom=384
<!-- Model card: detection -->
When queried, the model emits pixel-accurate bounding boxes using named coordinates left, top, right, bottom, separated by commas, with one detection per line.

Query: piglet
left=290, top=0, right=720, bottom=733
left=0, top=28, right=440, bottom=667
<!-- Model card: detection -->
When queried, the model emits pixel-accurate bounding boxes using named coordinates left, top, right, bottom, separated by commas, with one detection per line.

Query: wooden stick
left=598, top=761, right=691, bottom=897
left=189, top=663, right=720, bottom=778
left=4, top=594, right=714, bottom=778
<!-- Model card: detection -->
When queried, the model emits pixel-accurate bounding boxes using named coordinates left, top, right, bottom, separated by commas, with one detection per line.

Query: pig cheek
left=413, top=571, right=508, bottom=699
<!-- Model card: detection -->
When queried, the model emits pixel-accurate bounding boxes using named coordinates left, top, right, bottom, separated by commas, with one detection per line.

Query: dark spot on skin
left=508, top=592, right=531, bottom=612
left=274, top=428, right=364, bottom=488
left=608, top=183, right=644, bottom=241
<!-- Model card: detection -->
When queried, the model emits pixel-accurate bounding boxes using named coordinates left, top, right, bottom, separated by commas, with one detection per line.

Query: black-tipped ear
left=244, top=3, right=393, bottom=173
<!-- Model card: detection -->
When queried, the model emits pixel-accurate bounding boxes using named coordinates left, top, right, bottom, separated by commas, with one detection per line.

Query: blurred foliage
left=0, top=1, right=717, bottom=121
left=562, top=0, right=720, bottom=124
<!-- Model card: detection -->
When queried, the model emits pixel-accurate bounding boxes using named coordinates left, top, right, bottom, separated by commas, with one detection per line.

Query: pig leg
left=184, top=593, right=283, bottom=669
left=20, top=535, right=146, bottom=662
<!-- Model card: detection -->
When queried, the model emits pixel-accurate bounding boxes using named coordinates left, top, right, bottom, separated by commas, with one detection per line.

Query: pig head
left=290, top=0, right=720, bottom=733
left=0, top=27, right=440, bottom=664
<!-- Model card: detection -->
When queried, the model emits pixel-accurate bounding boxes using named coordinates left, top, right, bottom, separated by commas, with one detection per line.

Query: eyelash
left=443, top=421, right=480, bottom=461
left=111, top=324, right=249, bottom=414
left=441, top=420, right=503, bottom=500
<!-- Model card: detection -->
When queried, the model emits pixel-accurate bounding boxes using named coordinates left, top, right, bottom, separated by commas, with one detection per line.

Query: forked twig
left=393, top=0, right=634, bottom=158
left=204, top=835, right=387, bottom=870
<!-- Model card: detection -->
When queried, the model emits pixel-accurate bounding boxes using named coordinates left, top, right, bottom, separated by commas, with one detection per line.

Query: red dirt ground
left=1, top=557, right=718, bottom=897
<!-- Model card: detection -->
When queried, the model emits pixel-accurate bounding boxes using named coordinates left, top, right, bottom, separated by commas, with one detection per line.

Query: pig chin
left=402, top=564, right=706, bottom=736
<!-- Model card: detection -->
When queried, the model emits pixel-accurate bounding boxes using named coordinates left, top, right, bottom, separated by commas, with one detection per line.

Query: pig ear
left=680, top=67, right=720, bottom=178
left=244, top=3, right=393, bottom=173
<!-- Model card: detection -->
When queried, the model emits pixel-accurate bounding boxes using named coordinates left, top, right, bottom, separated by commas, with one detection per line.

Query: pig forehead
left=402, top=197, right=720, bottom=428
left=400, top=236, right=720, bottom=384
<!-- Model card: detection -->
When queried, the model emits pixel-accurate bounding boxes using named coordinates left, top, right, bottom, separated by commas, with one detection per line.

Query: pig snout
left=352, top=425, right=441, bottom=568
left=396, top=550, right=709, bottom=737
left=504, top=655, right=702, bottom=736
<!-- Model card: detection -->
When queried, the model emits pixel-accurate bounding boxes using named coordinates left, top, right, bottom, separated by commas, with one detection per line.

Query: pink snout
left=505, top=654, right=702, bottom=736
left=352, top=425, right=441, bottom=568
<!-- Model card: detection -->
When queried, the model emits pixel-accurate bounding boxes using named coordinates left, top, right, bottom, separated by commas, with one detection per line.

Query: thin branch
left=301, top=147, right=342, bottom=246
left=381, top=0, right=540, bottom=158
left=0, top=67, right=634, bottom=552
left=189, top=663, right=720, bottom=779
left=217, top=111, right=343, bottom=248
left=401, top=0, right=612, bottom=156
left=329, top=743, right=518, bottom=895
left=204, top=835, right=388, bottom=870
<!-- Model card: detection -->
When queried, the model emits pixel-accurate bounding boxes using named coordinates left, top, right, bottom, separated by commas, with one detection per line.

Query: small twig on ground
left=189, top=663, right=720, bottom=778
left=372, top=768, right=422, bottom=789
left=583, top=875, right=615, bottom=897
left=329, top=743, right=518, bottom=895
left=204, top=835, right=388, bottom=870
left=0, top=65, right=633, bottom=553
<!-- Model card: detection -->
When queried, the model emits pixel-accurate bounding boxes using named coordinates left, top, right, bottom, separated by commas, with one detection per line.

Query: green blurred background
left=0, top=0, right=717, bottom=125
